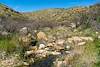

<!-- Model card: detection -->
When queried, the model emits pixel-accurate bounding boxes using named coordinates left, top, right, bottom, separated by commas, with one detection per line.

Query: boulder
left=77, top=42, right=86, bottom=46
left=39, top=44, right=46, bottom=49
left=47, top=43, right=53, bottom=47
left=50, top=51, right=61, bottom=55
left=64, top=52, right=78, bottom=65
left=19, top=27, right=28, bottom=36
left=29, top=46, right=37, bottom=51
left=54, top=45, right=65, bottom=51
left=56, top=39, right=65, bottom=45
left=68, top=36, right=82, bottom=44
left=19, top=33, right=35, bottom=48
left=67, top=36, right=93, bottom=45
left=19, top=35, right=32, bottom=47
left=25, top=50, right=34, bottom=56
left=54, top=60, right=67, bottom=67
left=52, top=39, right=66, bottom=51
left=35, top=50, right=48, bottom=57
left=80, top=37, right=93, bottom=41
left=37, top=31, right=48, bottom=41
left=65, top=51, right=71, bottom=54
left=54, top=52, right=79, bottom=67
left=23, top=62, right=29, bottom=66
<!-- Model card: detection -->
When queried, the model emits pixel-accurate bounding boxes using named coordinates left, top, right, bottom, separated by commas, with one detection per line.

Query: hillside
left=0, top=3, right=100, bottom=32
left=0, top=3, right=34, bottom=32
left=25, top=4, right=100, bottom=30
left=0, top=3, right=100, bottom=67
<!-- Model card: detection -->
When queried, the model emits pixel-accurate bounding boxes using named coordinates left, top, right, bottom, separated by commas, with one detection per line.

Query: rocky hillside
left=0, top=3, right=35, bottom=32
left=0, top=3, right=100, bottom=33
left=0, top=3, right=100, bottom=67
left=25, top=4, right=100, bottom=31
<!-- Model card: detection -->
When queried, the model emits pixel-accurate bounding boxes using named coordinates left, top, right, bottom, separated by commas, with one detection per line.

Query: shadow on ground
left=29, top=55, right=56, bottom=67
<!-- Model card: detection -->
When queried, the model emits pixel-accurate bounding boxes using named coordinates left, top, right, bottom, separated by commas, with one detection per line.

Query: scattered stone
left=54, top=60, right=67, bottom=67
left=67, top=36, right=93, bottom=45
left=77, top=42, right=86, bottom=46
left=25, top=50, right=34, bottom=56
left=65, top=51, right=71, bottom=54
left=54, top=45, right=65, bottom=51
left=23, top=62, right=29, bottom=66
left=39, top=44, right=46, bottom=49
left=47, top=43, right=53, bottom=47
left=51, top=39, right=66, bottom=51
left=35, top=50, right=48, bottom=57
left=54, top=54, right=74, bottom=67
left=80, top=37, right=93, bottom=41
left=48, top=35, right=56, bottom=42
left=66, top=45, right=71, bottom=50
left=29, top=46, right=37, bottom=51
left=51, top=51, right=61, bottom=55
left=68, top=36, right=82, bottom=44
left=56, top=39, right=65, bottom=45
left=64, top=52, right=78, bottom=65
left=35, top=50, right=47, bottom=54
left=44, top=48, right=50, bottom=51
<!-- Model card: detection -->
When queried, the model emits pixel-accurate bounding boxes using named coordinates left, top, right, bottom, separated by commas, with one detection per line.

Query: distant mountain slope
left=0, top=3, right=35, bottom=32
left=25, top=4, right=100, bottom=30
left=0, top=3, right=24, bottom=19
left=0, top=3, right=100, bottom=32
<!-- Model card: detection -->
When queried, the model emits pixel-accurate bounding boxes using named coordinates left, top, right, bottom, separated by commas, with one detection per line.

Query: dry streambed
left=0, top=27, right=99, bottom=67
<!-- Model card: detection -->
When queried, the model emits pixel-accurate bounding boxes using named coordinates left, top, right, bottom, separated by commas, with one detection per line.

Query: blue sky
left=0, top=0, right=99, bottom=12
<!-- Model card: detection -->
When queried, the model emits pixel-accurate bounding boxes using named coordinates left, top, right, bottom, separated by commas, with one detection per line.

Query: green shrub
left=0, top=35, right=18, bottom=53
left=97, top=16, right=100, bottom=23
left=94, top=39, right=100, bottom=67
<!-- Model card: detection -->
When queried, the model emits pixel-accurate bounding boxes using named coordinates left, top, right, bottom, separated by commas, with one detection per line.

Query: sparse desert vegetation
left=0, top=3, right=100, bottom=67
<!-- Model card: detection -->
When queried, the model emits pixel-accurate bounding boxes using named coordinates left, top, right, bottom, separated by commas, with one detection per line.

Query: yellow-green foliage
left=0, top=35, right=18, bottom=53
left=94, top=39, right=100, bottom=67
left=0, top=3, right=27, bottom=21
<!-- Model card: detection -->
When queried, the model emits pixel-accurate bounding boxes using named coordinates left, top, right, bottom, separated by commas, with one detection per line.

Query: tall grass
left=94, top=38, right=100, bottom=67
left=0, top=34, right=18, bottom=53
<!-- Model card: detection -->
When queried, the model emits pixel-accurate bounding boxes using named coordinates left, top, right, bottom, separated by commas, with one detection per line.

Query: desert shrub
left=0, top=34, right=19, bottom=53
left=97, top=16, right=100, bottom=23
left=94, top=38, right=100, bottom=67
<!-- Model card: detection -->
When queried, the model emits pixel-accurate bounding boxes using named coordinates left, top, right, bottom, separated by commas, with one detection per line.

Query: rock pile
left=67, top=36, right=94, bottom=46
left=18, top=27, right=95, bottom=67
left=18, top=28, right=71, bottom=58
